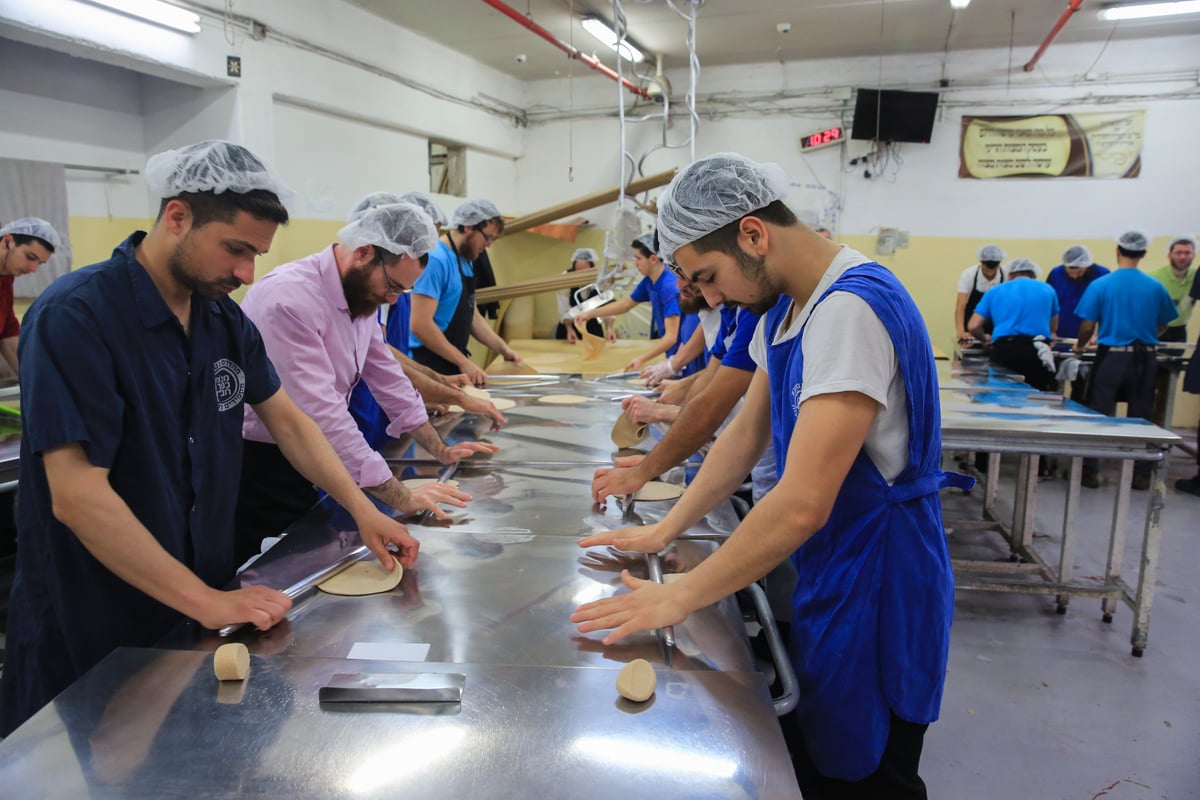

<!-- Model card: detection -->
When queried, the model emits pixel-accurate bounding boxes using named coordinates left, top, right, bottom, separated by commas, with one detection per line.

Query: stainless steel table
left=0, top=647, right=800, bottom=799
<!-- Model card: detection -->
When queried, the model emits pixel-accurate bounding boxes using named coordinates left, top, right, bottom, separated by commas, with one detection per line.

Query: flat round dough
left=490, top=398, right=517, bottom=411
left=401, top=478, right=461, bottom=489
left=538, top=394, right=589, bottom=405
left=611, top=412, right=648, bottom=448
left=445, top=404, right=465, bottom=414
left=318, top=558, right=403, bottom=596
left=463, top=386, right=491, bottom=399
left=634, top=481, right=684, bottom=501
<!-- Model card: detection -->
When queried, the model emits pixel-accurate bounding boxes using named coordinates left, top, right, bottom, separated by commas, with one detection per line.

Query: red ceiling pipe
left=1023, top=0, right=1085, bottom=72
left=480, top=0, right=651, bottom=99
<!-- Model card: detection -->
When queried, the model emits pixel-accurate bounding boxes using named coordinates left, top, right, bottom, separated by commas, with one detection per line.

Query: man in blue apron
left=408, top=198, right=522, bottom=386
left=572, top=153, right=971, bottom=798
left=0, top=141, right=422, bottom=736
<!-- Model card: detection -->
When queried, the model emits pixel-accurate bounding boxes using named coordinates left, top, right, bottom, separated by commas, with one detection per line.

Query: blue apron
left=769, top=263, right=973, bottom=780
left=349, top=297, right=413, bottom=449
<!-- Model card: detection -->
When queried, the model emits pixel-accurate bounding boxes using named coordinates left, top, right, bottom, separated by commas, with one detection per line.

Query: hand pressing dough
left=537, top=394, right=589, bottom=405
left=401, top=478, right=461, bottom=489
left=616, top=658, right=656, bottom=702
left=462, top=386, right=491, bottom=399
left=213, top=642, right=250, bottom=681
left=634, top=481, right=685, bottom=501
left=611, top=411, right=648, bottom=448
left=317, top=557, right=403, bottom=596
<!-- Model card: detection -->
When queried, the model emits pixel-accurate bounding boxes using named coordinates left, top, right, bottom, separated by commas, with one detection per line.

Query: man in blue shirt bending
left=968, top=258, right=1059, bottom=391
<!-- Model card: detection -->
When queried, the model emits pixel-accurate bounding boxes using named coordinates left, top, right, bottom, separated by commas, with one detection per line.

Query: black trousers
left=1084, top=348, right=1158, bottom=477
left=990, top=336, right=1057, bottom=391
left=233, top=440, right=319, bottom=566
left=554, top=319, right=603, bottom=339
left=780, top=710, right=929, bottom=799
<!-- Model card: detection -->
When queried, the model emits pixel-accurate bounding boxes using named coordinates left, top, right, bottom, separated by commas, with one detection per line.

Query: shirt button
left=188, top=436, right=195, bottom=445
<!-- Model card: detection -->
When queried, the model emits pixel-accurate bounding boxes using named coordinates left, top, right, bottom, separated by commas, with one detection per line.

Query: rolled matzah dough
left=318, top=558, right=403, bottom=596
left=463, top=386, right=491, bottom=399
left=490, top=398, right=517, bottom=411
left=611, top=412, right=648, bottom=448
left=401, top=478, right=461, bottom=489
left=445, top=405, right=464, bottom=413
left=634, top=481, right=684, bottom=501
left=538, top=394, right=589, bottom=405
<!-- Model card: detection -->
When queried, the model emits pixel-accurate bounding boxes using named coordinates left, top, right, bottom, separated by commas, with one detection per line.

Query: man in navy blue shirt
left=0, top=141, right=422, bottom=737
left=1074, top=230, right=1178, bottom=490
left=1046, top=245, right=1109, bottom=341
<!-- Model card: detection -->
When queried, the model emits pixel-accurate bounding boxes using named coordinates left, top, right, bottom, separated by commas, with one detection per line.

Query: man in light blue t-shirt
left=1074, top=230, right=1178, bottom=489
left=969, top=258, right=1059, bottom=391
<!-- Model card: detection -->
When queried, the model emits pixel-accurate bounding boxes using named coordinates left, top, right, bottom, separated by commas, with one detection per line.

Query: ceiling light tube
left=950, top=0, right=971, bottom=9
left=80, top=0, right=201, bottom=34
left=1098, top=1, right=1200, bottom=21
left=581, top=16, right=645, bottom=63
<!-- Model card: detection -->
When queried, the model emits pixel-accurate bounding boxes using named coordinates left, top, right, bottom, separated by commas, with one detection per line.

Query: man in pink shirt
left=235, top=202, right=498, bottom=562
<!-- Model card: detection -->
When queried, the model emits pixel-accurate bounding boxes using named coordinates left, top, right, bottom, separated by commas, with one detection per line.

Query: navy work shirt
left=0, top=231, right=281, bottom=736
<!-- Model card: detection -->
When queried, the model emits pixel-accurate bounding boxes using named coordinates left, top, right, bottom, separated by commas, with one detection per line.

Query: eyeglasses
left=474, top=227, right=497, bottom=246
left=381, top=261, right=405, bottom=297
left=666, top=260, right=687, bottom=281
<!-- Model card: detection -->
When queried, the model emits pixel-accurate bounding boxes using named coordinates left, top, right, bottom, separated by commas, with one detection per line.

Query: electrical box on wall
left=875, top=228, right=908, bottom=255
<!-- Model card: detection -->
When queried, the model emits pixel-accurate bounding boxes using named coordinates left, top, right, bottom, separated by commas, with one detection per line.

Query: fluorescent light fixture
left=950, top=0, right=971, bottom=9
left=1098, top=1, right=1200, bottom=20
left=81, top=0, right=201, bottom=34
left=582, top=16, right=645, bottom=63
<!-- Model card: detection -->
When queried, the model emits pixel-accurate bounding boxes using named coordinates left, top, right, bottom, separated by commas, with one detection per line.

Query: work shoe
left=1175, top=476, right=1200, bottom=497
left=1081, top=473, right=1100, bottom=489
left=1131, top=474, right=1151, bottom=491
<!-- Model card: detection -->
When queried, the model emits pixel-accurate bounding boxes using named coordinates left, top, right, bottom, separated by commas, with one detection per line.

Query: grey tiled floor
left=929, top=449, right=1199, bottom=799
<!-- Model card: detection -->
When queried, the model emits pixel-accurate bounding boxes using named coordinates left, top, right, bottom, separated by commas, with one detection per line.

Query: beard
left=342, top=265, right=383, bottom=319
left=168, top=234, right=242, bottom=301
left=732, top=249, right=782, bottom=315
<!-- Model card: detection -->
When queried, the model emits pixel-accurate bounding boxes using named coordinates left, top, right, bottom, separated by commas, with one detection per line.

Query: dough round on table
left=317, top=558, right=403, bottom=596
left=538, top=394, right=589, bottom=405
left=625, top=378, right=649, bottom=387
left=616, top=658, right=657, bottom=702
left=490, top=398, right=517, bottom=411
left=463, top=386, right=491, bottom=399
left=611, top=412, right=648, bottom=448
left=213, top=642, right=250, bottom=681
left=634, top=481, right=684, bottom=501
left=445, top=404, right=465, bottom=414
left=401, top=478, right=461, bottom=489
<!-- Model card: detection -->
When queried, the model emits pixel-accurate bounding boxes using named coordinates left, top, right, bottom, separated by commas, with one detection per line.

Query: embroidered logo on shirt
left=791, top=382, right=803, bottom=419
left=214, top=358, right=246, bottom=412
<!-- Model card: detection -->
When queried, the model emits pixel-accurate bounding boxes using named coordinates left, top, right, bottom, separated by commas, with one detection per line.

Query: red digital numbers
left=802, top=126, right=843, bottom=149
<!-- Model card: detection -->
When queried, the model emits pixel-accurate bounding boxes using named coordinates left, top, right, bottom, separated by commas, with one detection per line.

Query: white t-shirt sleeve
left=956, top=266, right=976, bottom=294
left=749, top=314, right=769, bottom=372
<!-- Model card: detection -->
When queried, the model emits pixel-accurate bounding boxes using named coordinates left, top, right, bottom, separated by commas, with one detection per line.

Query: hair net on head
left=347, top=192, right=402, bottom=222
left=1169, top=236, right=1197, bottom=252
left=0, top=217, right=61, bottom=250
left=571, top=247, right=598, bottom=264
left=337, top=202, right=438, bottom=260
left=398, top=192, right=448, bottom=228
left=1062, top=245, right=1092, bottom=268
left=144, top=140, right=294, bottom=206
left=656, top=152, right=789, bottom=263
left=1007, top=258, right=1041, bottom=277
left=977, top=244, right=1005, bottom=262
left=450, top=198, right=502, bottom=229
left=632, top=232, right=657, bottom=256
left=1117, top=230, right=1149, bottom=251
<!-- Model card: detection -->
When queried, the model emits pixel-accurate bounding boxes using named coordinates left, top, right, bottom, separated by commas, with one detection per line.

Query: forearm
left=636, top=370, right=748, bottom=480
left=0, top=337, right=17, bottom=375
left=954, top=295, right=968, bottom=336
left=967, top=313, right=986, bottom=340
left=403, top=361, right=459, bottom=406
left=681, top=365, right=717, bottom=405
left=409, top=422, right=451, bottom=461
left=393, top=347, right=446, bottom=383
left=471, top=311, right=512, bottom=356
left=1075, top=320, right=1097, bottom=350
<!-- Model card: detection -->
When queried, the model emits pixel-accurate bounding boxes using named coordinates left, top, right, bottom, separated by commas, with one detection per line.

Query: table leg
left=1101, top=459, right=1133, bottom=621
left=1130, top=455, right=1167, bottom=657
left=1056, top=456, right=1083, bottom=613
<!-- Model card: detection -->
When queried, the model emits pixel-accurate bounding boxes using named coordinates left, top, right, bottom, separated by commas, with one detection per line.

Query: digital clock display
left=801, top=126, right=844, bottom=150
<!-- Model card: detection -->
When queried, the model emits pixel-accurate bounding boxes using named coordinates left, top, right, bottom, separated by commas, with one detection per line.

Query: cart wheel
left=1055, top=604, right=1067, bottom=615
left=1102, top=613, right=1113, bottom=624
left=1131, top=647, right=1144, bottom=658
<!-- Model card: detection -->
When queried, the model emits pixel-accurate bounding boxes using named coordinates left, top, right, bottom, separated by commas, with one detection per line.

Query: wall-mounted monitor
left=851, top=89, right=940, bottom=143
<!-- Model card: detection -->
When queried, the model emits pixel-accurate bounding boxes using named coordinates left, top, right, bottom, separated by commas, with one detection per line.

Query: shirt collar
left=316, top=244, right=349, bottom=313
left=121, top=232, right=176, bottom=330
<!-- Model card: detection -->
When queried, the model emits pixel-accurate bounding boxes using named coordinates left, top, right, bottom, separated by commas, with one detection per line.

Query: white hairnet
left=1117, top=230, right=1149, bottom=251
left=571, top=247, right=598, bottom=264
left=399, top=192, right=449, bottom=228
left=144, top=140, right=294, bottom=206
left=1007, top=258, right=1040, bottom=277
left=977, top=244, right=1005, bottom=262
left=656, top=153, right=789, bottom=263
left=0, top=217, right=61, bottom=250
left=337, top=202, right=438, bottom=259
left=347, top=192, right=403, bottom=223
left=449, top=198, right=502, bottom=229
left=633, top=232, right=657, bottom=256
left=1062, top=245, right=1092, bottom=268
left=1169, top=236, right=1197, bottom=252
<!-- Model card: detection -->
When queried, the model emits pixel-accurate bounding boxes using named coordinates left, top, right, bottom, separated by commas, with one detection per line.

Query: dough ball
left=616, top=658, right=656, bottom=702
left=213, top=642, right=250, bottom=682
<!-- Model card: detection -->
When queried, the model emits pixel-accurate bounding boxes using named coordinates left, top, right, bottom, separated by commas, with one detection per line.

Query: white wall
left=518, top=34, right=1200, bottom=238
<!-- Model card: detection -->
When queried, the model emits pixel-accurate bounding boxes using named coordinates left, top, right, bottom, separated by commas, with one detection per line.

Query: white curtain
left=0, top=158, right=71, bottom=298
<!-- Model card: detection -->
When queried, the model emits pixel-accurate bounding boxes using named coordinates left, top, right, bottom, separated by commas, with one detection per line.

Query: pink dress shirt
left=241, top=245, right=428, bottom=487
